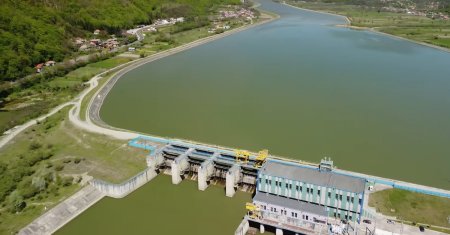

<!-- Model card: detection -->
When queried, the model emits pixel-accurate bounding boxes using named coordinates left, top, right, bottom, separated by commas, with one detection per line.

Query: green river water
left=56, top=176, right=251, bottom=235
left=58, top=0, right=450, bottom=234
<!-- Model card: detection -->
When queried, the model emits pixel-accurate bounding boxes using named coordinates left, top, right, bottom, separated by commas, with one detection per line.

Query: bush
left=62, top=176, right=73, bottom=187
left=74, top=158, right=81, bottom=164
left=76, top=176, right=82, bottom=183
left=12, top=200, right=27, bottom=213
left=55, top=164, right=64, bottom=171
left=155, top=33, right=174, bottom=44
left=18, top=179, right=40, bottom=199
left=29, top=142, right=42, bottom=151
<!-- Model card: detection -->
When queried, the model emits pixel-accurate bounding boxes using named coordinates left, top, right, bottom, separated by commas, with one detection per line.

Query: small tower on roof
left=319, top=157, right=333, bottom=172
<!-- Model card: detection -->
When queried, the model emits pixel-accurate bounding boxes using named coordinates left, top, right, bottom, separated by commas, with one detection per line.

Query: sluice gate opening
left=130, top=136, right=262, bottom=196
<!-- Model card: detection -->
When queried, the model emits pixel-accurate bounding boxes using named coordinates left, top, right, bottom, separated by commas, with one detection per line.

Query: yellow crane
left=235, top=150, right=250, bottom=164
left=255, top=149, right=268, bottom=168
left=245, top=202, right=261, bottom=219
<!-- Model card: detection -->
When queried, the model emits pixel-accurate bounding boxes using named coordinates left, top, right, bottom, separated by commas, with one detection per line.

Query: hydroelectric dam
left=90, top=135, right=450, bottom=235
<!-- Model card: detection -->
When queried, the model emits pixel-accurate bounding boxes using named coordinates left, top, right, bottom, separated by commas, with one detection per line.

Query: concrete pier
left=171, top=148, right=193, bottom=184
left=198, top=159, right=214, bottom=191
left=260, top=224, right=265, bottom=233
left=234, top=218, right=249, bottom=235
left=226, top=165, right=242, bottom=197
left=147, top=149, right=164, bottom=170
left=276, top=228, right=283, bottom=235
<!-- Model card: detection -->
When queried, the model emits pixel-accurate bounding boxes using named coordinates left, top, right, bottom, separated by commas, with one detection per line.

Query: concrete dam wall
left=90, top=168, right=157, bottom=198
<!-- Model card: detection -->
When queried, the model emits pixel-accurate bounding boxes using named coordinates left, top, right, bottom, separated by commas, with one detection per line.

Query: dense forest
left=0, top=0, right=240, bottom=82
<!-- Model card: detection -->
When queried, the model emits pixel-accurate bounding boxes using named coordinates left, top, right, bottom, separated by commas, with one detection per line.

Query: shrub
left=29, top=142, right=42, bottom=151
left=12, top=200, right=27, bottom=213
left=62, top=176, right=73, bottom=187
left=55, top=164, right=64, bottom=171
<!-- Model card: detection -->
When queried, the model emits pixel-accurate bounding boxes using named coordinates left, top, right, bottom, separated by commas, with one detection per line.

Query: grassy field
left=287, top=1, right=450, bottom=49
left=369, top=189, right=450, bottom=228
left=0, top=107, right=148, bottom=234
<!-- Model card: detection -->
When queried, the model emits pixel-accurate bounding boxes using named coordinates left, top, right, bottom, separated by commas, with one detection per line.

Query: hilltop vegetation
left=305, top=0, right=450, bottom=13
left=0, top=0, right=240, bottom=82
left=288, top=0, right=450, bottom=49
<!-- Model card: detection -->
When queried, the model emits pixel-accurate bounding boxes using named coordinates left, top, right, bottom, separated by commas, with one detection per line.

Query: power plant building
left=253, top=160, right=366, bottom=223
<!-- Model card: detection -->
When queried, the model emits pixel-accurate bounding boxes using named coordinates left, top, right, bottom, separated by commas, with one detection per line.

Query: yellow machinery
left=246, top=202, right=261, bottom=219
left=235, top=150, right=250, bottom=164
left=255, top=149, right=268, bottom=168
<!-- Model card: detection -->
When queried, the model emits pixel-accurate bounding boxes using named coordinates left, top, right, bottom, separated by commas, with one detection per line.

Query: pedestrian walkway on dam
left=19, top=185, right=104, bottom=235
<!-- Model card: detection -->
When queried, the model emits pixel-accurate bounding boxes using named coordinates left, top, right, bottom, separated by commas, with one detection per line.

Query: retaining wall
left=90, top=168, right=157, bottom=198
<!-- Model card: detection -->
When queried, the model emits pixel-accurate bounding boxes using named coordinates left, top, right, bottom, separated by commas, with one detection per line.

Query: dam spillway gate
left=129, top=136, right=260, bottom=196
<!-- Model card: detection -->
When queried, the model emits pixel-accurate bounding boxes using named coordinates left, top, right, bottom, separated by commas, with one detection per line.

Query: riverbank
left=284, top=1, right=450, bottom=53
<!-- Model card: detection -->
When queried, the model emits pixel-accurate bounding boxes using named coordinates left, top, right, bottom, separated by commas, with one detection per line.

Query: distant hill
left=0, top=0, right=240, bottom=82
left=304, top=0, right=450, bottom=13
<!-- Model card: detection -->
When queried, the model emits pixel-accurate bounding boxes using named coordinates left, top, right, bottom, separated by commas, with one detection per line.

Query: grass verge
left=369, top=188, right=450, bottom=229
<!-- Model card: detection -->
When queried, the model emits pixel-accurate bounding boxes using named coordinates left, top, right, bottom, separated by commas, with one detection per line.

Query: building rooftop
left=260, top=160, right=366, bottom=193
left=254, top=192, right=328, bottom=217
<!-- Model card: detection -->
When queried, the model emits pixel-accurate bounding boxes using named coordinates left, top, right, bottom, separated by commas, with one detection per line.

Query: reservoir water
left=101, top=0, right=450, bottom=190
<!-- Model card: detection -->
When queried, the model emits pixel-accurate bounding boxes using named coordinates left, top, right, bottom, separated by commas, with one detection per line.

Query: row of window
left=261, top=178, right=362, bottom=205
left=263, top=179, right=321, bottom=195
left=333, top=212, right=353, bottom=221
left=268, top=207, right=305, bottom=220
left=329, top=192, right=360, bottom=204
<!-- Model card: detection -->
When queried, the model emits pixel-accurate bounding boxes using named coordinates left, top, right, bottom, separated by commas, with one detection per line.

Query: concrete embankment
left=90, top=168, right=157, bottom=198
left=19, top=168, right=157, bottom=234
left=19, top=185, right=104, bottom=235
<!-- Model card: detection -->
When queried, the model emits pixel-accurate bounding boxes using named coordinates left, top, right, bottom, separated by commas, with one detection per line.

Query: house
left=79, top=44, right=89, bottom=51
left=89, top=39, right=101, bottom=46
left=75, top=38, right=86, bottom=45
left=35, top=63, right=44, bottom=73
left=104, top=38, right=120, bottom=49
left=45, top=61, right=56, bottom=67
left=128, top=47, right=136, bottom=52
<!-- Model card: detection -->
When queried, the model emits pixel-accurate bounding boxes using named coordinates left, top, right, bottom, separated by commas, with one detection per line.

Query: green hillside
left=0, top=0, right=240, bottom=82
